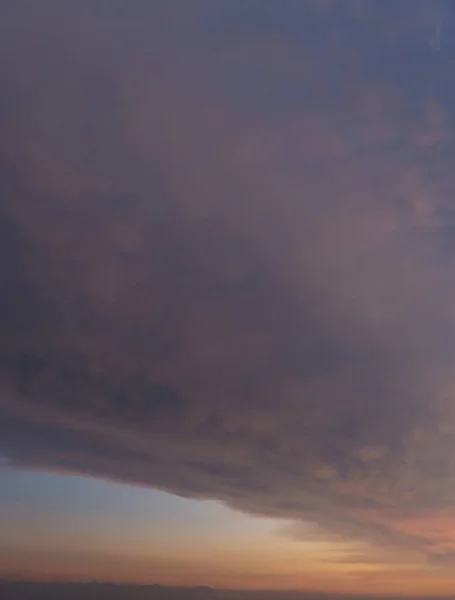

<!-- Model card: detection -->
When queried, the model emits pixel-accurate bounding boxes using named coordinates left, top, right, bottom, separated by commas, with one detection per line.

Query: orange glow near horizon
left=2, top=472, right=455, bottom=597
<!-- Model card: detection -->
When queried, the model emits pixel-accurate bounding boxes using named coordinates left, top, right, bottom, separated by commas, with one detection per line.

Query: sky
left=3, top=0, right=455, bottom=595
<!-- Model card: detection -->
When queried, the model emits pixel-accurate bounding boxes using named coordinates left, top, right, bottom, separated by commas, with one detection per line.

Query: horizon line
left=1, top=579, right=455, bottom=599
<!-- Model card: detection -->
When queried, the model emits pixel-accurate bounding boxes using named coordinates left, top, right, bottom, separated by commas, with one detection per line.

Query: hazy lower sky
left=3, top=0, right=455, bottom=595
left=1, top=468, right=375, bottom=592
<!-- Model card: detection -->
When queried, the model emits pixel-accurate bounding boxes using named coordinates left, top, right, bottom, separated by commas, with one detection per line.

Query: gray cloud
left=2, top=0, right=455, bottom=571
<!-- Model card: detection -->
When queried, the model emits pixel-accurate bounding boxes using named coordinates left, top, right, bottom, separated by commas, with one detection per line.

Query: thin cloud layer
left=2, top=0, right=455, bottom=576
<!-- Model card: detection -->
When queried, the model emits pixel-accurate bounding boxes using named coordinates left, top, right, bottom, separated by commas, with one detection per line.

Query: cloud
left=2, top=0, right=455, bottom=576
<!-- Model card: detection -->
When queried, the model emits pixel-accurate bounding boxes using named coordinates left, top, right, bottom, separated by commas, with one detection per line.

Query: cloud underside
left=2, top=0, right=455, bottom=572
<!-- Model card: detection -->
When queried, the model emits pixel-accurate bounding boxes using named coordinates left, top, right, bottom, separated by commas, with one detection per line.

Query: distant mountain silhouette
left=0, top=581, right=454, bottom=600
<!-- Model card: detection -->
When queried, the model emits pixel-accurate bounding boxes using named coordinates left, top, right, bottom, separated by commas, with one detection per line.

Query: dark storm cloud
left=2, top=0, right=455, bottom=568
